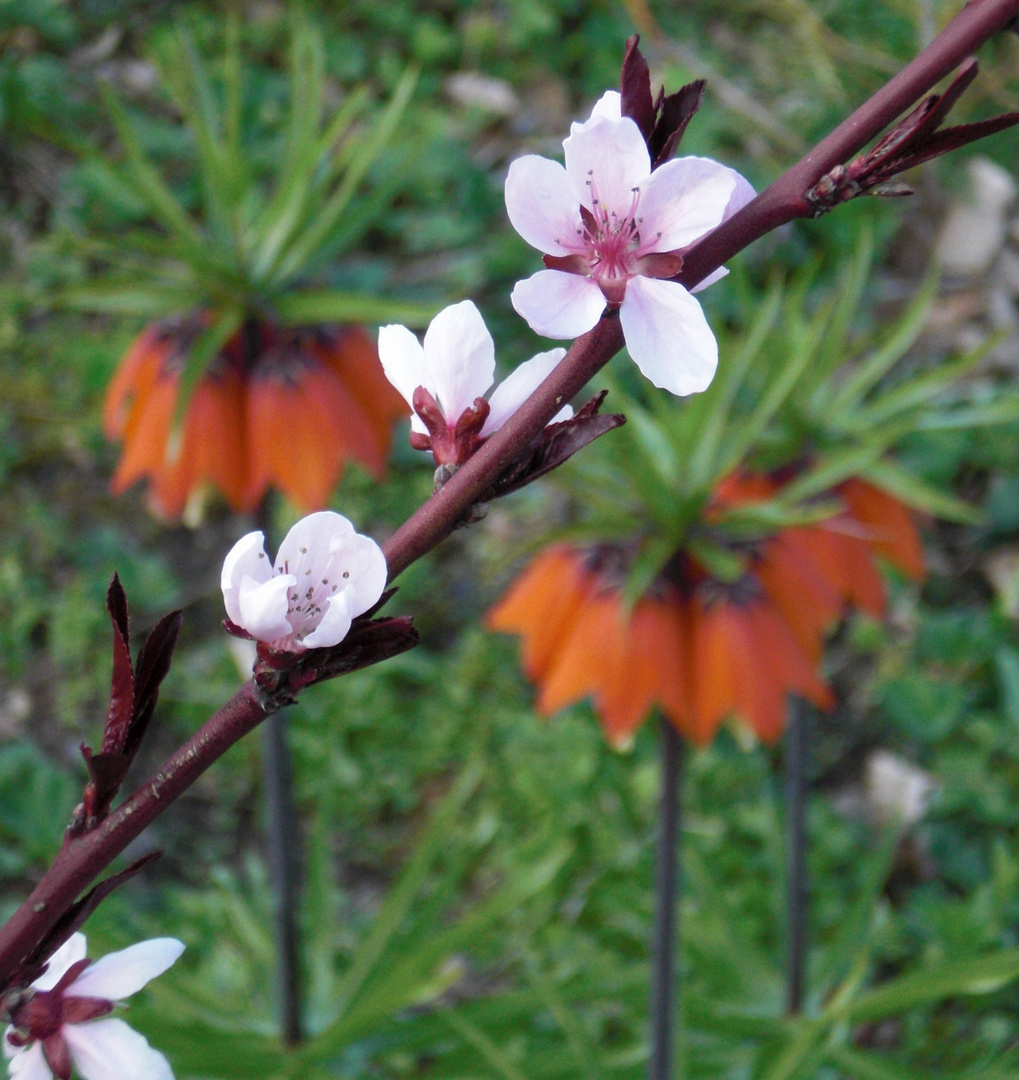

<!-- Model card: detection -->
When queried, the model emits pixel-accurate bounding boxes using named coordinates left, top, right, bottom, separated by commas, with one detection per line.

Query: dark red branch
left=1, top=0, right=1017, bottom=998
left=678, top=0, right=1019, bottom=289
left=0, top=683, right=269, bottom=987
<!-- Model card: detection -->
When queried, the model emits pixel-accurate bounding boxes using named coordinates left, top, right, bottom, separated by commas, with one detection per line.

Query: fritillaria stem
left=263, top=710, right=304, bottom=1045
left=650, top=717, right=684, bottom=1080
left=256, top=496, right=305, bottom=1045
left=785, top=698, right=809, bottom=1015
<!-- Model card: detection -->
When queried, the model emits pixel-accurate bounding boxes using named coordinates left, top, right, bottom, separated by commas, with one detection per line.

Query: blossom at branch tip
left=504, top=96, right=754, bottom=396
left=378, top=300, right=572, bottom=468
left=221, top=511, right=387, bottom=652
left=4, top=933, right=183, bottom=1080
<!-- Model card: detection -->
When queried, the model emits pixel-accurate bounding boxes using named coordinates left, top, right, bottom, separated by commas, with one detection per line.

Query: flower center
left=279, top=550, right=347, bottom=643
left=582, top=176, right=644, bottom=285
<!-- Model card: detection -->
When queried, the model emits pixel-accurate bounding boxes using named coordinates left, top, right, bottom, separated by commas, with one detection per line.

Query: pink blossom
left=221, top=511, right=387, bottom=651
left=4, top=933, right=184, bottom=1080
left=505, top=97, right=754, bottom=396
left=378, top=301, right=571, bottom=467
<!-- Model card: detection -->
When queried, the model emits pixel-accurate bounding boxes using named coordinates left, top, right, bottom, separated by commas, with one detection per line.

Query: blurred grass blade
left=861, top=460, right=981, bottom=523
left=522, top=943, right=605, bottom=1080
left=59, top=283, right=202, bottom=318
left=828, top=272, right=938, bottom=418
left=815, top=826, right=898, bottom=996
left=687, top=279, right=783, bottom=491
left=326, top=760, right=483, bottom=1021
left=825, top=1045, right=930, bottom=1080
left=292, top=843, right=569, bottom=1069
left=273, top=290, right=438, bottom=328
left=777, top=443, right=885, bottom=503
left=98, top=80, right=207, bottom=256
left=250, top=88, right=370, bottom=282
left=442, top=1012, right=529, bottom=1080
left=270, top=66, right=418, bottom=287
left=840, top=949, right=1019, bottom=1023
left=809, top=226, right=874, bottom=385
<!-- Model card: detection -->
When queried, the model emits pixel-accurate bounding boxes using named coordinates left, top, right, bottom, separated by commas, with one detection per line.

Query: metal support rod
left=786, top=698, right=808, bottom=1016
left=263, top=709, right=303, bottom=1045
left=650, top=717, right=684, bottom=1080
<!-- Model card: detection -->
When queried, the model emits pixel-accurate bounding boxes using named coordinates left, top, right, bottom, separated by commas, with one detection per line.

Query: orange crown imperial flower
left=104, top=316, right=406, bottom=519
left=487, top=475, right=924, bottom=750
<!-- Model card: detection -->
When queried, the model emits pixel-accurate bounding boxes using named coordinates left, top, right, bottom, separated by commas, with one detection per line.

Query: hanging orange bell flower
left=104, top=316, right=406, bottom=519
left=487, top=471, right=924, bottom=751
left=487, top=544, right=833, bottom=750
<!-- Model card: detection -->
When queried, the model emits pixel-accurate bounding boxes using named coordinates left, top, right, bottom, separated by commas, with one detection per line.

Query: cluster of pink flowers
left=222, top=86, right=750, bottom=655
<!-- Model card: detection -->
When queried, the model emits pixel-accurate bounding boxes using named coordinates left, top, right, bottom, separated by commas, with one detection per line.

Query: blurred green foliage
left=2, top=0, right=1019, bottom=1079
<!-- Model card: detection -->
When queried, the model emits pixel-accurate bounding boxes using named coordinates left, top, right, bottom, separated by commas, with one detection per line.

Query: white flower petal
left=422, top=301, right=495, bottom=422
left=587, top=90, right=621, bottom=123
left=504, top=156, right=584, bottom=256
left=64, top=1018, right=174, bottom=1080
left=619, top=275, right=718, bottom=396
left=720, top=168, right=756, bottom=221
left=563, top=116, right=650, bottom=213
left=482, top=349, right=568, bottom=435
left=67, top=939, right=183, bottom=1002
left=4, top=1030, right=16, bottom=1060
left=275, top=512, right=356, bottom=578
left=325, top=533, right=388, bottom=617
left=221, top=532, right=272, bottom=628
left=377, top=324, right=429, bottom=412
left=635, top=156, right=737, bottom=252
left=551, top=403, right=574, bottom=422
left=511, top=270, right=606, bottom=339
left=300, top=589, right=354, bottom=650
left=237, top=574, right=295, bottom=644
left=7, top=1041, right=51, bottom=1080
left=32, top=934, right=88, bottom=992
left=690, top=266, right=728, bottom=294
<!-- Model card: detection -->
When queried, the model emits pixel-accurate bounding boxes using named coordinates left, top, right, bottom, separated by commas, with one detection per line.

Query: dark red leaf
left=620, top=35, right=655, bottom=138
left=252, top=615, right=420, bottom=706
left=101, top=578, right=135, bottom=757
left=14, top=853, right=161, bottom=990
left=650, top=79, right=706, bottom=166
left=485, top=390, right=627, bottom=498
left=127, top=609, right=183, bottom=757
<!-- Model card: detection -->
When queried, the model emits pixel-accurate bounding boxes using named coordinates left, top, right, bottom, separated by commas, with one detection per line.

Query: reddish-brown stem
left=679, top=0, right=1019, bottom=288
left=0, top=684, right=268, bottom=987
left=1, top=0, right=1017, bottom=994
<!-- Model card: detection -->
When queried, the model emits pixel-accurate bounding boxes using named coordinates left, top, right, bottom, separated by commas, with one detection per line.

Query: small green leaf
left=840, top=950, right=1019, bottom=1023
left=824, top=1045, right=930, bottom=1080
left=827, top=271, right=938, bottom=416
left=861, top=459, right=982, bottom=523
left=273, top=289, right=438, bottom=328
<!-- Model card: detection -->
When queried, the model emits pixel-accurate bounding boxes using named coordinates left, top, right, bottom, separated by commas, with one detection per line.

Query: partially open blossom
left=104, top=318, right=405, bottom=519
left=221, top=511, right=387, bottom=652
left=378, top=300, right=571, bottom=467
left=505, top=95, right=754, bottom=396
left=4, top=933, right=183, bottom=1080
left=488, top=473, right=924, bottom=750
